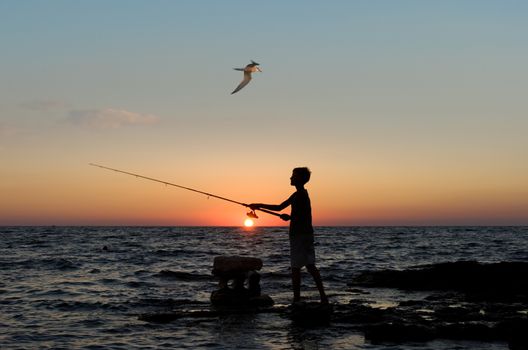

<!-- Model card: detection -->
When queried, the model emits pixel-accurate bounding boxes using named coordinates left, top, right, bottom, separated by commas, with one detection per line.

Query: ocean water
left=1, top=226, right=527, bottom=349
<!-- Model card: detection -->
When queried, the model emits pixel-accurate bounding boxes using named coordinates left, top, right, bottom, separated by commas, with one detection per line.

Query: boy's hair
left=293, top=167, right=311, bottom=185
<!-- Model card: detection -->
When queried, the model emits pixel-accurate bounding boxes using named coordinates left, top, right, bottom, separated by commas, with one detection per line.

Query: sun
left=244, top=218, right=254, bottom=227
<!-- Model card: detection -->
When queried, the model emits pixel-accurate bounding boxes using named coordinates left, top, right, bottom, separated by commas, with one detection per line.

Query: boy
left=250, top=167, right=328, bottom=304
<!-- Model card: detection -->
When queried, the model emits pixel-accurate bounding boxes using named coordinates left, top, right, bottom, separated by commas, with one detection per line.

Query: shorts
left=289, top=232, right=316, bottom=268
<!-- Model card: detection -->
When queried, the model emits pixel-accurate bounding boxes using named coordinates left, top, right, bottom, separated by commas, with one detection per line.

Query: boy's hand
left=280, top=214, right=291, bottom=221
left=249, top=203, right=260, bottom=210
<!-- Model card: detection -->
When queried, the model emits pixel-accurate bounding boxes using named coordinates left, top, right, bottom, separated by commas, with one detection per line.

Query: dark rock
left=290, top=301, right=333, bottom=326
left=247, top=270, right=261, bottom=296
left=331, top=296, right=528, bottom=345
left=249, top=294, right=274, bottom=308
left=211, top=287, right=250, bottom=306
left=137, top=293, right=527, bottom=347
left=349, top=261, right=528, bottom=301
left=509, top=341, right=528, bottom=350
left=210, top=287, right=274, bottom=308
left=364, top=322, right=436, bottom=343
left=433, top=304, right=483, bottom=322
left=497, top=319, right=528, bottom=350
left=212, top=256, right=263, bottom=276
left=437, top=323, right=499, bottom=341
left=399, top=300, right=424, bottom=307
left=210, top=256, right=273, bottom=308
left=425, top=291, right=462, bottom=301
left=333, top=301, right=387, bottom=324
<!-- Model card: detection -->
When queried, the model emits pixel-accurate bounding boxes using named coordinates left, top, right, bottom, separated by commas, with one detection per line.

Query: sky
left=1, top=1, right=527, bottom=226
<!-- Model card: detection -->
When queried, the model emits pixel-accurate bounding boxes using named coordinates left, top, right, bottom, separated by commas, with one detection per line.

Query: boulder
left=212, top=256, right=263, bottom=276
left=210, top=256, right=273, bottom=308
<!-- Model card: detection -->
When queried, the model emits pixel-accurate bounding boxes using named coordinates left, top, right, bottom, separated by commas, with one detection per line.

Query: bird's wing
left=231, top=72, right=252, bottom=94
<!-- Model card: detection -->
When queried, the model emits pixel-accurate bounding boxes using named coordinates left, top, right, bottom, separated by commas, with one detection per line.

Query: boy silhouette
left=250, top=167, right=328, bottom=304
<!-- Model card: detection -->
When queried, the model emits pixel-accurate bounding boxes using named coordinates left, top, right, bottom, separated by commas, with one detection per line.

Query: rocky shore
left=140, top=261, right=528, bottom=349
left=345, top=261, right=528, bottom=349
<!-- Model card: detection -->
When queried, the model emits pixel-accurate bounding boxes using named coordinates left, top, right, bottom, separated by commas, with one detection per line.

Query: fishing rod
left=89, top=163, right=284, bottom=219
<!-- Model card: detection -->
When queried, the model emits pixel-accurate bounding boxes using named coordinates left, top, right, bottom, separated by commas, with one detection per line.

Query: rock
left=331, top=294, right=528, bottom=345
left=249, top=295, right=274, bottom=308
left=247, top=270, right=261, bottom=296
left=332, top=300, right=388, bottom=324
left=437, top=323, right=498, bottom=342
left=364, top=322, right=436, bottom=343
left=349, top=261, right=528, bottom=301
left=138, top=292, right=527, bottom=347
left=497, top=319, right=528, bottom=350
left=212, top=256, right=263, bottom=294
left=210, top=287, right=250, bottom=306
left=212, top=256, right=263, bottom=276
left=210, top=287, right=274, bottom=308
left=290, top=301, right=333, bottom=326
left=210, top=256, right=273, bottom=308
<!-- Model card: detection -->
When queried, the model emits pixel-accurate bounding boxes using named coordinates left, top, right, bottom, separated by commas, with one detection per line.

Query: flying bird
left=231, top=60, right=261, bottom=94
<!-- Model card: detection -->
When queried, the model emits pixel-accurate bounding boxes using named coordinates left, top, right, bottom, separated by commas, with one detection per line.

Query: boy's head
left=291, top=167, right=311, bottom=186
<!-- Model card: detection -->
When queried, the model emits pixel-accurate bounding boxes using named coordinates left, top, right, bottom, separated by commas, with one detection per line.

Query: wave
left=35, top=300, right=128, bottom=312
left=2, top=226, right=527, bottom=350
left=2, top=257, right=81, bottom=270
left=153, top=270, right=212, bottom=281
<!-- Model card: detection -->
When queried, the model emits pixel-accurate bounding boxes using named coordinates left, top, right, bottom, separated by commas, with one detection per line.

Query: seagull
left=231, top=60, right=261, bottom=94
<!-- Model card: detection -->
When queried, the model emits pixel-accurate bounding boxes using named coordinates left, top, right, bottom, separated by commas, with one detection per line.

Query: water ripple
left=1, top=226, right=525, bottom=349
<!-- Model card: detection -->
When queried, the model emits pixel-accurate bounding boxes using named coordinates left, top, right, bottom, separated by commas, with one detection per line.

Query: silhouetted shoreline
left=140, top=261, right=528, bottom=348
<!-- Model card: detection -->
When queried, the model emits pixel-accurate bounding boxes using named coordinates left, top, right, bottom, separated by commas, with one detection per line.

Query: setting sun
left=244, top=218, right=254, bottom=227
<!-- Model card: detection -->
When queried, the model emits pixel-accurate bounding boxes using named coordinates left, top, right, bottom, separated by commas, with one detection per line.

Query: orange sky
left=1, top=159, right=527, bottom=226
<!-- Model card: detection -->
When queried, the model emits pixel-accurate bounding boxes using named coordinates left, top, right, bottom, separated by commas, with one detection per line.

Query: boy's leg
left=291, top=267, right=301, bottom=302
left=306, top=264, right=328, bottom=304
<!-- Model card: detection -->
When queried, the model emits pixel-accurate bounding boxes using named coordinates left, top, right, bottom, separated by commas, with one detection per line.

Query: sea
left=1, top=226, right=527, bottom=350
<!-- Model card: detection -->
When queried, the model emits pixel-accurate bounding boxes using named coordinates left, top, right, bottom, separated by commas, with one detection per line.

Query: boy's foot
left=320, top=295, right=329, bottom=304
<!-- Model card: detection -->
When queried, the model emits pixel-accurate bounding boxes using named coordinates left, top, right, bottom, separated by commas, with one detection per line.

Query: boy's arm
left=249, top=195, right=293, bottom=212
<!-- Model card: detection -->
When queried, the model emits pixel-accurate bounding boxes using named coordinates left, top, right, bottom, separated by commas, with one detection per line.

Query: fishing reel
left=246, top=210, right=259, bottom=219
